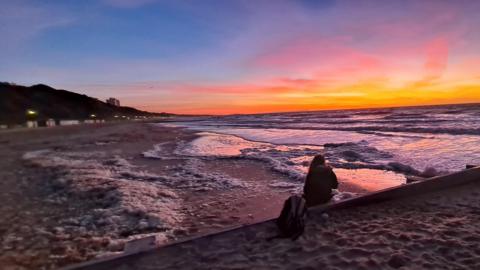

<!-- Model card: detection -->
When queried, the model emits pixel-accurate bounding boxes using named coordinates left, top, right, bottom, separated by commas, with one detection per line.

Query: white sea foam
left=142, top=142, right=170, bottom=159
left=332, top=190, right=357, bottom=202
left=173, top=132, right=323, bottom=180
left=173, top=132, right=414, bottom=177
left=22, top=138, right=255, bottom=254
left=167, top=158, right=249, bottom=191
left=156, top=131, right=413, bottom=192
left=22, top=149, right=182, bottom=247
left=268, top=182, right=299, bottom=189
left=142, top=139, right=249, bottom=190
left=177, top=132, right=270, bottom=157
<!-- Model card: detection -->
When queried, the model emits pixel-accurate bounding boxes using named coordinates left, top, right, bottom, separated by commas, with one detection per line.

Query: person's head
left=309, top=155, right=326, bottom=172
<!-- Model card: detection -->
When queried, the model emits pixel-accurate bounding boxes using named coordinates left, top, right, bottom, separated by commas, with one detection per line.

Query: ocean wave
left=382, top=112, right=428, bottom=119
left=142, top=139, right=251, bottom=191
left=355, top=130, right=434, bottom=139
left=163, top=104, right=480, bottom=177
left=334, top=126, right=480, bottom=136
left=173, top=120, right=480, bottom=136
left=351, top=109, right=392, bottom=116
left=278, top=125, right=480, bottom=136
left=330, top=142, right=444, bottom=176
left=324, top=141, right=393, bottom=164
left=169, top=132, right=438, bottom=189
left=163, top=132, right=322, bottom=182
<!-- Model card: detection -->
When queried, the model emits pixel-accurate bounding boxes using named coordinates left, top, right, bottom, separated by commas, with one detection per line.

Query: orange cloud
left=123, top=75, right=480, bottom=115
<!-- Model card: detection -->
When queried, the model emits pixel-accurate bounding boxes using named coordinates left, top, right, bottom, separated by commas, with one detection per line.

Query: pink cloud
left=424, top=37, right=449, bottom=79
left=249, top=35, right=386, bottom=81
left=243, top=0, right=472, bottom=88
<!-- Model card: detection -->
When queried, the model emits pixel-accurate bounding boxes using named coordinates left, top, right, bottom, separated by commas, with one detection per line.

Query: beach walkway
left=68, top=168, right=480, bottom=270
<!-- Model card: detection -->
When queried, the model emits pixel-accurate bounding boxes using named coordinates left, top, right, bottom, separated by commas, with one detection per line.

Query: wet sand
left=76, top=178, right=480, bottom=270
left=0, top=122, right=366, bottom=270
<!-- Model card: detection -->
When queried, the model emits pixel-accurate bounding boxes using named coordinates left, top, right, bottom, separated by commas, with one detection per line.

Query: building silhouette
left=106, top=98, right=120, bottom=106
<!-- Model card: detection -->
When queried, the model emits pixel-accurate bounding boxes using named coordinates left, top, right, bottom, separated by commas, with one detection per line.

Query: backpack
left=276, top=195, right=307, bottom=240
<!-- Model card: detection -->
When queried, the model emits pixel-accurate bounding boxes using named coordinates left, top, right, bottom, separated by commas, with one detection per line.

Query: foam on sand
left=22, top=149, right=183, bottom=254
left=142, top=140, right=249, bottom=191
left=71, top=168, right=480, bottom=270
left=142, top=142, right=169, bottom=159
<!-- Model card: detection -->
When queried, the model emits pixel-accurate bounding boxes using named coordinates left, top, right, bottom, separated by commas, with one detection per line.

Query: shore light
left=90, top=114, right=96, bottom=118
left=26, top=110, right=37, bottom=116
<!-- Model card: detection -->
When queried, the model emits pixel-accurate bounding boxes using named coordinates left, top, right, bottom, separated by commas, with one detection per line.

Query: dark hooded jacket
left=303, top=165, right=338, bottom=207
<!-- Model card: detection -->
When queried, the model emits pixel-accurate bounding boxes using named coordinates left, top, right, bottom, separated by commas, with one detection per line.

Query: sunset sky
left=1, top=0, right=480, bottom=114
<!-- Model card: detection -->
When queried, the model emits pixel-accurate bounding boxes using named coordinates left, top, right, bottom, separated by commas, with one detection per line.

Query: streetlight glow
left=26, top=110, right=37, bottom=115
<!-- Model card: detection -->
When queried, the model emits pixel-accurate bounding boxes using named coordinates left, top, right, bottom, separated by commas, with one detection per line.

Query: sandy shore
left=0, top=122, right=370, bottom=269
left=76, top=177, right=480, bottom=270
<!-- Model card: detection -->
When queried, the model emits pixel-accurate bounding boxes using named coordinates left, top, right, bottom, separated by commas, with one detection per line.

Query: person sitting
left=303, top=155, right=338, bottom=207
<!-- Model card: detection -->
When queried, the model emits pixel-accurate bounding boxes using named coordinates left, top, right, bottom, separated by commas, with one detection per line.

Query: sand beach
left=0, top=122, right=359, bottom=269
left=73, top=171, right=480, bottom=270
left=1, top=121, right=479, bottom=269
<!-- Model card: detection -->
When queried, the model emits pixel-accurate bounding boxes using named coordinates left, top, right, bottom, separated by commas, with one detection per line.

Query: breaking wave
left=158, top=104, right=480, bottom=186
left=150, top=132, right=441, bottom=184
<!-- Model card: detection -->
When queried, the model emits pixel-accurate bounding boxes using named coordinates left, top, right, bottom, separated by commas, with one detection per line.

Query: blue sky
left=1, top=0, right=480, bottom=114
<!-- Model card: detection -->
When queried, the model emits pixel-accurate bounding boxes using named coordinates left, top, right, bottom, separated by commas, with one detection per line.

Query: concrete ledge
left=313, top=166, right=480, bottom=213
left=64, top=166, right=480, bottom=270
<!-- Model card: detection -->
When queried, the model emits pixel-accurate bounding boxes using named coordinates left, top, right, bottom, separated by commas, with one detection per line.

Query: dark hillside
left=0, top=83, right=171, bottom=124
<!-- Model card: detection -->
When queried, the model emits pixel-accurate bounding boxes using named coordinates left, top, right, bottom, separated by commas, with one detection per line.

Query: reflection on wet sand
left=335, top=168, right=406, bottom=192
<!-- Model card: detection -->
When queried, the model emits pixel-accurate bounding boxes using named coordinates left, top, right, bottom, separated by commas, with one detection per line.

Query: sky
left=1, top=0, right=480, bottom=114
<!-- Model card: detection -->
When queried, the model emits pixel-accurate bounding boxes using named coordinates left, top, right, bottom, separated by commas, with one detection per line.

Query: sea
left=159, top=103, right=480, bottom=192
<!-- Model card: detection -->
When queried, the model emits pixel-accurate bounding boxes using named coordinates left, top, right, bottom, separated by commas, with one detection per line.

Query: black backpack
left=276, top=195, right=307, bottom=240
